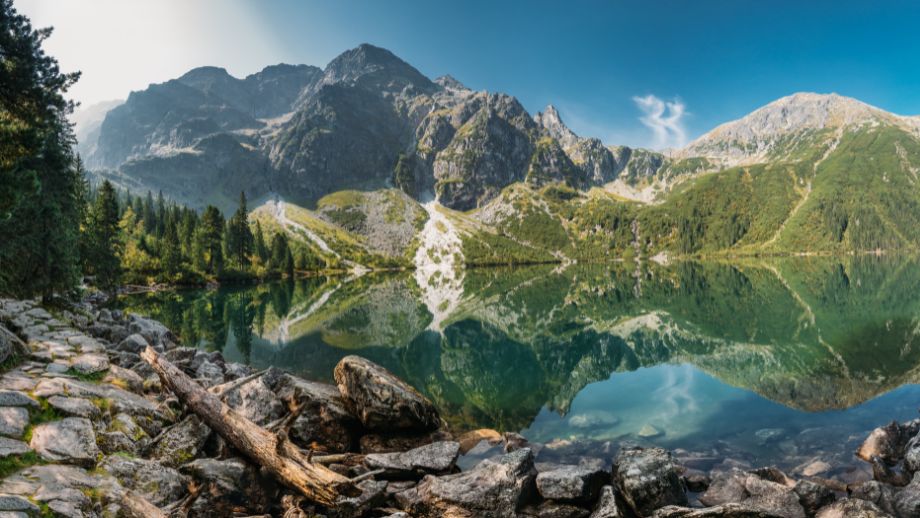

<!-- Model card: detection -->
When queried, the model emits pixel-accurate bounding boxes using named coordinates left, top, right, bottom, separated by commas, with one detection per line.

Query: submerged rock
left=615, top=447, right=688, bottom=516
left=814, top=498, right=893, bottom=518
left=334, top=355, right=441, bottom=432
left=409, top=448, right=537, bottom=517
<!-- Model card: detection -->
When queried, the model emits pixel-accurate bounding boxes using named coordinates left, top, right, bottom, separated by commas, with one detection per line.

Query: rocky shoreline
left=0, top=297, right=916, bottom=517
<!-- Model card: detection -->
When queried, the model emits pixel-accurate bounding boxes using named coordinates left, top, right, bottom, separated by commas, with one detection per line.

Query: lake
left=114, top=256, right=920, bottom=479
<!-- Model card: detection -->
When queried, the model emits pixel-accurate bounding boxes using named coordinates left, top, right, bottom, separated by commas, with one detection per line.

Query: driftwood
left=115, top=488, right=168, bottom=518
left=141, top=346, right=357, bottom=507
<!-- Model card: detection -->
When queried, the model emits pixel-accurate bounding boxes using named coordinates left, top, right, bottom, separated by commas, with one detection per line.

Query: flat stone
left=0, top=437, right=31, bottom=457
left=0, top=372, right=37, bottom=392
left=32, top=377, right=160, bottom=420
left=67, top=335, right=105, bottom=353
left=365, top=441, right=460, bottom=478
left=46, top=362, right=69, bottom=374
left=0, top=494, right=39, bottom=513
left=29, top=417, right=99, bottom=466
left=0, top=391, right=38, bottom=408
left=0, top=407, right=29, bottom=438
left=69, top=353, right=109, bottom=374
left=47, top=396, right=101, bottom=419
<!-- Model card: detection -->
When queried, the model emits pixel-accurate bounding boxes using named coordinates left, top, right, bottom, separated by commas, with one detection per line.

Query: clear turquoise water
left=116, top=256, right=920, bottom=476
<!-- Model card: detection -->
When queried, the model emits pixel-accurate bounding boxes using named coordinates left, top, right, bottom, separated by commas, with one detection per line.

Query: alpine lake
left=113, top=256, right=920, bottom=480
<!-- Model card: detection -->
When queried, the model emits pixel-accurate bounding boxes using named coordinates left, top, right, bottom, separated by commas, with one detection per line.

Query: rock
left=181, top=457, right=279, bottom=517
left=0, top=437, right=31, bottom=457
left=29, top=418, right=99, bottom=466
left=128, top=315, right=174, bottom=346
left=638, top=424, right=663, bottom=438
left=365, top=441, right=460, bottom=478
left=848, top=480, right=897, bottom=516
left=69, top=353, right=109, bottom=374
left=334, top=355, right=440, bottom=432
left=360, top=430, right=454, bottom=454
left=683, top=469, right=711, bottom=492
left=0, top=325, right=26, bottom=365
left=800, top=460, right=832, bottom=478
left=0, top=494, right=39, bottom=513
left=410, top=448, right=537, bottom=517
left=276, top=375, right=361, bottom=452
left=147, top=414, right=211, bottom=467
left=815, top=498, right=893, bottom=518
left=99, top=455, right=188, bottom=506
left=33, top=376, right=161, bottom=422
left=96, top=431, right=138, bottom=455
left=520, top=501, right=590, bottom=518
left=590, top=485, right=626, bottom=517
left=615, top=447, right=688, bottom=516
left=701, top=469, right=805, bottom=518
left=794, top=479, right=835, bottom=516
left=195, top=360, right=225, bottom=387
left=537, top=464, right=608, bottom=503
left=116, top=333, right=149, bottom=354
left=857, top=421, right=920, bottom=464
left=109, top=412, right=150, bottom=445
left=47, top=396, right=101, bottom=418
left=458, top=428, right=503, bottom=454
left=503, top=432, right=530, bottom=453
left=0, top=390, right=37, bottom=408
left=755, top=429, right=786, bottom=444
left=654, top=503, right=789, bottom=517
left=217, top=374, right=284, bottom=426
left=0, top=407, right=29, bottom=438
left=893, top=471, right=920, bottom=517
left=568, top=410, right=619, bottom=430
left=102, top=364, right=145, bottom=394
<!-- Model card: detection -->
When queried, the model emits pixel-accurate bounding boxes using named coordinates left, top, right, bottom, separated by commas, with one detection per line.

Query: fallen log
left=141, top=346, right=357, bottom=507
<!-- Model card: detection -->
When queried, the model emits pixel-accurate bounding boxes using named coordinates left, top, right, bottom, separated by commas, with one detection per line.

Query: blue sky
left=19, top=0, right=920, bottom=148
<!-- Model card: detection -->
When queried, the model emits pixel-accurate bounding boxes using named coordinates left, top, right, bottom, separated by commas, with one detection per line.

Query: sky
left=16, top=0, right=920, bottom=149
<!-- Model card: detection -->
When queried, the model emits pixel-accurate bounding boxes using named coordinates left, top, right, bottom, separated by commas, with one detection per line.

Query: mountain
left=72, top=99, right=123, bottom=159
left=83, top=44, right=660, bottom=212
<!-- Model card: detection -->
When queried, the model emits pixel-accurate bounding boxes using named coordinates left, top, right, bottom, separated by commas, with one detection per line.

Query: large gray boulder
left=334, top=355, right=440, bottom=432
left=590, top=485, right=626, bottom=517
left=181, top=457, right=279, bottom=517
left=127, top=315, right=175, bottom=347
left=99, top=455, right=188, bottom=506
left=276, top=374, right=360, bottom=452
left=408, top=448, right=537, bottom=517
left=537, top=464, right=608, bottom=503
left=700, top=468, right=805, bottom=518
left=365, top=441, right=460, bottom=478
left=615, top=447, right=688, bottom=516
left=0, top=324, right=27, bottom=364
left=146, top=414, right=212, bottom=467
left=815, top=498, right=893, bottom=518
left=29, top=418, right=99, bottom=466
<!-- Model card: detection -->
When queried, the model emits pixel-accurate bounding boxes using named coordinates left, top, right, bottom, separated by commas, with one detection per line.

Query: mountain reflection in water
left=116, top=256, right=920, bottom=473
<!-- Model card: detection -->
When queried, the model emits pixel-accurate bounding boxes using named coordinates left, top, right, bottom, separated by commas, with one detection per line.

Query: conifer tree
left=197, top=206, right=224, bottom=275
left=254, top=220, right=268, bottom=263
left=85, top=181, right=121, bottom=290
left=226, top=192, right=253, bottom=270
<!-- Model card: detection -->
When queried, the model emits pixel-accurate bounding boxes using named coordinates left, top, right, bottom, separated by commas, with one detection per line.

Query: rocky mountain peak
left=535, top=105, right=579, bottom=149
left=435, top=74, right=468, bottom=91
left=314, top=43, right=435, bottom=96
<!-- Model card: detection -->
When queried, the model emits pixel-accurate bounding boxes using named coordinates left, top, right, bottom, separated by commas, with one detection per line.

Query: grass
left=0, top=451, right=43, bottom=479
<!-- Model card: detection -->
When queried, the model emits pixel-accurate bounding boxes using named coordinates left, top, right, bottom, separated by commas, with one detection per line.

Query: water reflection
left=117, top=256, right=920, bottom=470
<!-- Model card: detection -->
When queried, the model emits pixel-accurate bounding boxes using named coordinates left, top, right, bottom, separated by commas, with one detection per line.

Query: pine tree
left=269, top=233, right=288, bottom=271
left=254, top=221, right=268, bottom=263
left=142, top=191, right=156, bottom=235
left=155, top=190, right=166, bottom=238
left=0, top=0, right=83, bottom=298
left=85, top=181, right=121, bottom=290
left=226, top=192, right=253, bottom=270
left=285, top=249, right=295, bottom=278
left=161, top=220, right=182, bottom=277
left=196, top=206, right=224, bottom=275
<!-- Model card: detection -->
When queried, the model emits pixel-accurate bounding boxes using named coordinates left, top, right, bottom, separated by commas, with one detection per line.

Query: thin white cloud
left=632, top=95, right=687, bottom=150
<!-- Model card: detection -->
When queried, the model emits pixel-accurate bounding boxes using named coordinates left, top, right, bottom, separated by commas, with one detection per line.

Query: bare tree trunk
left=141, top=346, right=356, bottom=507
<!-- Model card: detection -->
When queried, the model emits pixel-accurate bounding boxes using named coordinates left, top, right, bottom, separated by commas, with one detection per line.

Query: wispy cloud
left=632, top=94, right=687, bottom=150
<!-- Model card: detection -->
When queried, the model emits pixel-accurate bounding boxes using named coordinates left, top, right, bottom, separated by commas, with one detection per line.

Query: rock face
left=615, top=447, right=688, bottom=516
left=334, top=355, right=441, bottom=432
left=86, top=43, right=664, bottom=213
left=409, top=448, right=537, bottom=517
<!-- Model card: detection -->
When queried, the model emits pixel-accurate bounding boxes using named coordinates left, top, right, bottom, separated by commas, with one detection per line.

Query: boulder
left=458, top=428, right=503, bottom=454
left=217, top=372, right=284, bottom=426
left=814, top=498, right=893, bottom=518
left=0, top=436, right=32, bottom=456
left=334, top=355, right=440, bottom=432
left=537, top=464, right=608, bottom=503
left=276, top=375, right=360, bottom=452
left=0, top=406, right=29, bottom=437
left=615, top=447, right=688, bottom=516
left=128, top=315, right=174, bottom=346
left=181, top=457, right=279, bottom=517
left=47, top=396, right=101, bottom=419
left=848, top=480, right=898, bottom=516
left=68, top=352, right=110, bottom=374
left=410, top=448, right=538, bottom=517
left=654, top=504, right=789, bottom=517
left=365, top=441, right=460, bottom=478
left=893, top=471, right=920, bottom=517
left=360, top=430, right=454, bottom=454
left=29, top=418, right=99, bottom=466
left=700, top=468, right=805, bottom=518
left=116, top=333, right=149, bottom=354
left=102, top=364, right=145, bottom=394
left=0, top=390, right=38, bottom=408
left=0, top=324, right=26, bottom=365
left=590, top=485, right=626, bottom=517
left=99, top=455, right=188, bottom=506
left=857, top=421, right=920, bottom=464
left=793, top=479, right=835, bottom=516
left=520, top=501, right=591, bottom=517
left=146, top=414, right=211, bottom=467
